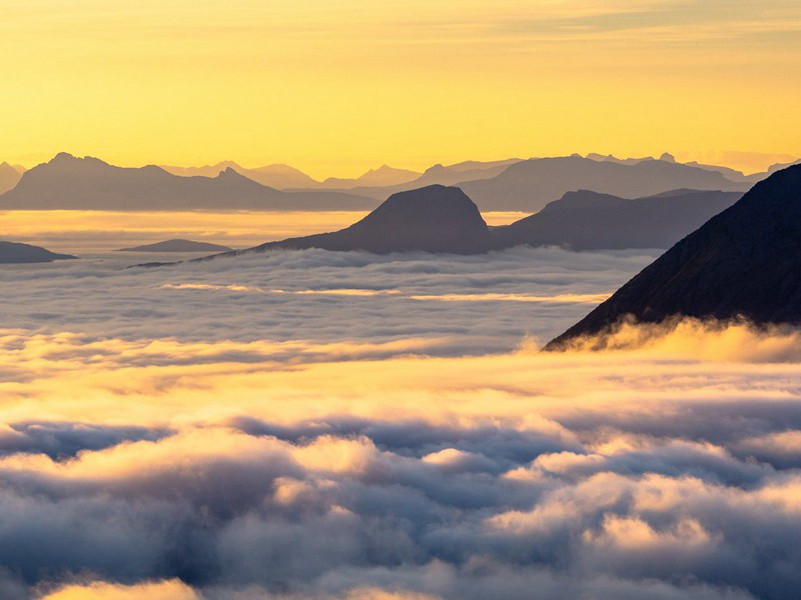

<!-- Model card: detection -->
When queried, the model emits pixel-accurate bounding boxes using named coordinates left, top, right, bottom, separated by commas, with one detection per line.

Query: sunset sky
left=2, top=0, right=800, bottom=176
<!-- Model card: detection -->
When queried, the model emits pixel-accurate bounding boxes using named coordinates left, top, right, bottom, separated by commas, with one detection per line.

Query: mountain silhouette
left=117, top=239, right=233, bottom=252
left=320, top=165, right=422, bottom=189
left=546, top=164, right=801, bottom=349
left=458, top=156, right=749, bottom=212
left=1, top=154, right=377, bottom=211
left=0, top=241, right=76, bottom=264
left=161, top=161, right=317, bottom=189
left=234, top=185, right=492, bottom=255
left=0, top=162, right=23, bottom=194
left=307, top=159, right=523, bottom=199
left=492, top=189, right=742, bottom=251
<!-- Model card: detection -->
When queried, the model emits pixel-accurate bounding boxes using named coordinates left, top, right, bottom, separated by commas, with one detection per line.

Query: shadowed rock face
left=493, top=189, right=742, bottom=251
left=117, top=239, right=233, bottom=252
left=546, top=164, right=801, bottom=349
left=251, top=185, right=493, bottom=255
left=0, top=241, right=76, bottom=264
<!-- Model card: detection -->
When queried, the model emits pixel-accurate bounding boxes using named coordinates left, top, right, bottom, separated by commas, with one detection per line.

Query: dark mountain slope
left=546, top=164, right=801, bottom=349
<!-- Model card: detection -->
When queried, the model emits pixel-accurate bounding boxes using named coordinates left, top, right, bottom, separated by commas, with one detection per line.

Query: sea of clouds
left=2, top=247, right=801, bottom=599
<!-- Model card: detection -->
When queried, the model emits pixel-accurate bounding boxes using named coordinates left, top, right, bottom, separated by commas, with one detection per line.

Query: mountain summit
left=546, top=164, right=801, bottom=349
left=249, top=185, right=492, bottom=254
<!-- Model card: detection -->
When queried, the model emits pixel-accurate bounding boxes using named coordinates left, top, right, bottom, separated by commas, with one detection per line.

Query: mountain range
left=458, top=156, right=749, bottom=212
left=546, top=164, right=801, bottom=349
left=160, top=161, right=318, bottom=189
left=492, top=189, right=742, bottom=251
left=153, top=185, right=742, bottom=264
left=1, top=154, right=377, bottom=211
left=3, top=152, right=794, bottom=213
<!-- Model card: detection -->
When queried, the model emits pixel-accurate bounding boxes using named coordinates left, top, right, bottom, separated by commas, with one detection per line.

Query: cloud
left=40, top=579, right=199, bottom=600
left=3, top=247, right=801, bottom=598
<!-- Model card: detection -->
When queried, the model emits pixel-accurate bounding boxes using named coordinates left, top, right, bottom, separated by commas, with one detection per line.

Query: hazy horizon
left=5, top=149, right=798, bottom=180
left=4, top=1, right=801, bottom=177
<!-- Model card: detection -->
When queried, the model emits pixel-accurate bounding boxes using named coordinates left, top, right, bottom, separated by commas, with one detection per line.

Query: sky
left=2, top=0, right=801, bottom=177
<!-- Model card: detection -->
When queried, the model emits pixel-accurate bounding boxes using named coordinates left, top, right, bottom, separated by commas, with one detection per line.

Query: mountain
left=238, top=185, right=492, bottom=255
left=117, top=239, right=233, bottom=252
left=320, top=165, right=421, bottom=189
left=0, top=241, right=76, bottom=264
left=458, top=156, right=749, bottom=212
left=161, top=162, right=318, bottom=189
left=682, top=161, right=759, bottom=183
left=0, top=162, right=23, bottom=194
left=545, top=164, right=801, bottom=349
left=492, top=189, right=742, bottom=251
left=1, top=154, right=378, bottom=211
left=766, top=158, right=801, bottom=175
left=305, top=159, right=523, bottom=199
left=585, top=153, right=655, bottom=166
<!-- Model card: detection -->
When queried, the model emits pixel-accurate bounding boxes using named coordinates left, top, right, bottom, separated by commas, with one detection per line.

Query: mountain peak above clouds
left=248, top=184, right=493, bottom=255
left=546, top=164, right=801, bottom=349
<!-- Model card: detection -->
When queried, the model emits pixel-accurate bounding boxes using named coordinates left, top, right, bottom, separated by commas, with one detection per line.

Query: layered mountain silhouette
left=163, top=162, right=421, bottom=190
left=458, top=156, right=749, bottom=212
left=0, top=241, right=75, bottom=264
left=319, top=165, right=421, bottom=189
left=1, top=154, right=377, bottom=211
left=2, top=154, right=768, bottom=214
left=243, top=185, right=493, bottom=254
left=117, top=239, right=233, bottom=252
left=147, top=184, right=740, bottom=267
left=308, top=159, right=523, bottom=199
left=0, top=162, right=23, bottom=194
left=546, top=164, right=801, bottom=349
left=160, top=161, right=317, bottom=189
left=492, top=189, right=742, bottom=251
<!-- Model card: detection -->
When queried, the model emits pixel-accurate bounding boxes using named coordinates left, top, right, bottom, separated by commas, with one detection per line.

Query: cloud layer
left=2, top=248, right=801, bottom=599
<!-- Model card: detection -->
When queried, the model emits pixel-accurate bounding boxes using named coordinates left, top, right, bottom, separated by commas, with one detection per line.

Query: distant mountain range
left=0, top=241, right=75, bottom=264
left=117, top=239, right=233, bottom=252
left=492, top=189, right=742, bottom=251
left=149, top=184, right=744, bottom=265
left=161, top=162, right=421, bottom=190
left=1, top=152, right=793, bottom=212
left=160, top=161, right=318, bottom=189
left=458, top=156, right=749, bottom=212
left=546, top=164, right=801, bottom=349
left=1, top=154, right=377, bottom=211
left=318, top=165, right=422, bottom=189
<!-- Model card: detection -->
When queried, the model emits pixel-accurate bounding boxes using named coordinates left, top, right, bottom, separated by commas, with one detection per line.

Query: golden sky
left=2, top=0, right=800, bottom=177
